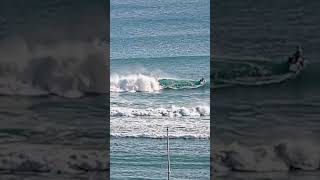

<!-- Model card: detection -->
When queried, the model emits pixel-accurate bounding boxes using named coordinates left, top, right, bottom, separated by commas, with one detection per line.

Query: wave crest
left=110, top=74, right=161, bottom=92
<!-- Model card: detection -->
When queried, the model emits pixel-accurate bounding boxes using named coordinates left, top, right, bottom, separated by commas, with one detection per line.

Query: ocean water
left=110, top=0, right=210, bottom=179
left=213, top=1, right=320, bottom=179
left=0, top=1, right=108, bottom=179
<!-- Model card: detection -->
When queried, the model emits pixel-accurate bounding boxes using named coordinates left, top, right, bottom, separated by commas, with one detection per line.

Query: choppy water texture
left=213, top=1, right=320, bottom=179
left=111, top=0, right=210, bottom=179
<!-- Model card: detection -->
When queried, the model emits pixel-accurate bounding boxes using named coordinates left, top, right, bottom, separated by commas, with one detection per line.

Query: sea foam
left=110, top=73, right=161, bottom=92
left=111, top=105, right=210, bottom=117
left=213, top=140, right=320, bottom=173
left=0, top=37, right=107, bottom=98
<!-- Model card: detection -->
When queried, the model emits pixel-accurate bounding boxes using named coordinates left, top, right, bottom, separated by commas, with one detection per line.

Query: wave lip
left=111, top=105, right=210, bottom=117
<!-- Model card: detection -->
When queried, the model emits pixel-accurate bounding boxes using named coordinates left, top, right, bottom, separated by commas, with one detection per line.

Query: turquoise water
left=111, top=138, right=209, bottom=180
left=111, top=0, right=210, bottom=179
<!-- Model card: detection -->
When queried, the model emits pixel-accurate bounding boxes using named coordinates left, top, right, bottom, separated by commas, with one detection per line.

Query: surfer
left=288, top=45, right=305, bottom=72
left=199, top=78, right=206, bottom=85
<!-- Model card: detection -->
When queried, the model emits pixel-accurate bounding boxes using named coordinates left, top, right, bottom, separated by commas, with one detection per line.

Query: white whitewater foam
left=213, top=140, right=320, bottom=172
left=111, top=105, right=210, bottom=117
left=111, top=105, right=210, bottom=139
left=0, top=144, right=107, bottom=174
left=111, top=117, right=209, bottom=139
left=110, top=73, right=161, bottom=92
left=0, top=37, right=107, bottom=98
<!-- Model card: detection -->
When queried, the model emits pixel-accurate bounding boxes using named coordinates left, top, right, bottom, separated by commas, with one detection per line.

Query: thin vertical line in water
left=167, top=127, right=170, bottom=180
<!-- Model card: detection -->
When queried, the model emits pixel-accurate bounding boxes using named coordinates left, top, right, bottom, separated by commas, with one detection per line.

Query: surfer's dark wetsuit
left=294, top=46, right=304, bottom=61
left=199, top=78, right=205, bottom=85
left=288, top=46, right=305, bottom=71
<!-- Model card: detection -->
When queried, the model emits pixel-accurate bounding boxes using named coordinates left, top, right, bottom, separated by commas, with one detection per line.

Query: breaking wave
left=0, top=37, right=107, bottom=98
left=213, top=140, right=320, bottom=173
left=111, top=105, right=210, bottom=117
left=110, top=73, right=208, bottom=92
left=110, top=74, right=161, bottom=92
left=111, top=111, right=210, bottom=139
left=0, top=144, right=107, bottom=174
left=110, top=105, right=210, bottom=139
